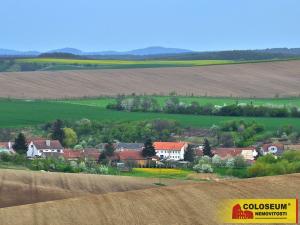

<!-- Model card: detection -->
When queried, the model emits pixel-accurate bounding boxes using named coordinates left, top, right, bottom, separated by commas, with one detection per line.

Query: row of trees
left=42, top=119, right=182, bottom=149
left=107, top=96, right=300, bottom=118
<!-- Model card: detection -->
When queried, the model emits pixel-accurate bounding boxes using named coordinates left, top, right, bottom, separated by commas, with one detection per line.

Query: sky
left=1, top=0, right=300, bottom=52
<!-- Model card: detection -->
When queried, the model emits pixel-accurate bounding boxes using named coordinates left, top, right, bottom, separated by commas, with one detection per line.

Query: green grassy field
left=1, top=99, right=300, bottom=131
left=61, top=96, right=300, bottom=108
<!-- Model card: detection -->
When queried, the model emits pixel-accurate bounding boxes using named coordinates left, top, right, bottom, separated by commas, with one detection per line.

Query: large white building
left=153, top=142, right=188, bottom=161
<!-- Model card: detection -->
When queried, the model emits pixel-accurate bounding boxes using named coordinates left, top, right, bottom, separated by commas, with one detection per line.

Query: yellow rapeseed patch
left=133, top=168, right=188, bottom=175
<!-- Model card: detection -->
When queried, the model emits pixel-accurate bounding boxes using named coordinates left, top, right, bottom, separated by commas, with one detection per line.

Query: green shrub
left=225, top=157, right=235, bottom=168
left=234, top=156, right=247, bottom=168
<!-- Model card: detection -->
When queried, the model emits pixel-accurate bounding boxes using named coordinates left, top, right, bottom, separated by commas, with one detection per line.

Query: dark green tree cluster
left=13, top=133, right=28, bottom=154
left=142, top=139, right=156, bottom=157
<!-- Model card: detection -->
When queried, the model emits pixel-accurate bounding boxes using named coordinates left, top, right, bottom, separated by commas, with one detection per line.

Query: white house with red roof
left=27, top=139, right=64, bottom=158
left=153, top=142, right=188, bottom=161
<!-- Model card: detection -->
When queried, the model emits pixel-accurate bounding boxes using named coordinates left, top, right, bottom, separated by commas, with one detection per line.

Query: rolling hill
left=0, top=169, right=298, bottom=225
left=0, top=60, right=300, bottom=99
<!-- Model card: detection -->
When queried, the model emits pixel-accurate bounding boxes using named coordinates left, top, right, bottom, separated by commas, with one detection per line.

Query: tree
left=219, top=133, right=234, bottom=147
left=13, top=133, right=28, bottom=154
left=142, top=139, right=156, bottom=157
left=99, top=142, right=116, bottom=165
left=203, top=139, right=213, bottom=157
left=51, top=119, right=64, bottom=144
left=63, top=128, right=78, bottom=147
left=184, top=144, right=195, bottom=162
left=104, top=141, right=115, bottom=157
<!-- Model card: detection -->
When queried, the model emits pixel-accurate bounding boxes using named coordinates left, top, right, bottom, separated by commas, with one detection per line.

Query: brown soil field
left=0, top=169, right=192, bottom=208
left=0, top=170, right=298, bottom=225
left=0, top=60, right=300, bottom=99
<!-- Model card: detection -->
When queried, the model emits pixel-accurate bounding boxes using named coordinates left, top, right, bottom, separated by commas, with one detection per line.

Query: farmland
left=62, top=95, right=300, bottom=108
left=1, top=60, right=300, bottom=99
left=16, top=58, right=234, bottom=67
left=1, top=99, right=300, bottom=131
left=0, top=169, right=298, bottom=225
left=0, top=169, right=192, bottom=208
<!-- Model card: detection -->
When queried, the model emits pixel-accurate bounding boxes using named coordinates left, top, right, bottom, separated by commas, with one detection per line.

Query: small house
left=27, top=139, right=64, bottom=158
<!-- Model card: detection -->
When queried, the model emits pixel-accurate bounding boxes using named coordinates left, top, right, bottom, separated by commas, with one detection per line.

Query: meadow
left=121, top=168, right=192, bottom=179
left=1, top=99, right=300, bottom=131
left=61, top=96, right=300, bottom=108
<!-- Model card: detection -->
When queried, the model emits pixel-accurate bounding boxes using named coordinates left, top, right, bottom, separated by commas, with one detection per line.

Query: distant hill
left=0, top=48, right=40, bottom=56
left=47, top=48, right=84, bottom=55
left=38, top=52, right=85, bottom=59
left=125, top=46, right=192, bottom=55
left=1, top=47, right=300, bottom=60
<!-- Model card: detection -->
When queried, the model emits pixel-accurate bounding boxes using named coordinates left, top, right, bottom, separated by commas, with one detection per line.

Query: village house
left=118, top=150, right=157, bottom=167
left=63, top=149, right=82, bottom=161
left=153, top=142, right=188, bottom=161
left=27, top=139, right=64, bottom=158
left=262, top=143, right=284, bottom=156
left=196, top=147, right=257, bottom=162
left=115, top=143, right=144, bottom=152
left=0, top=141, right=15, bottom=154
left=212, top=147, right=257, bottom=161
left=63, top=149, right=100, bottom=161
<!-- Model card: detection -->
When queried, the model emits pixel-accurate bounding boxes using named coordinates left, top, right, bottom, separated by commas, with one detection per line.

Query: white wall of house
left=155, top=147, right=185, bottom=161
left=241, top=150, right=255, bottom=160
left=27, top=142, right=41, bottom=157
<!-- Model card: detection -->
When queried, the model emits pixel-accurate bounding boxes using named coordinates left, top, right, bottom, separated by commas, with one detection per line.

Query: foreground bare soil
left=0, top=169, right=191, bottom=208
left=0, top=60, right=300, bottom=99
left=0, top=170, right=298, bottom=225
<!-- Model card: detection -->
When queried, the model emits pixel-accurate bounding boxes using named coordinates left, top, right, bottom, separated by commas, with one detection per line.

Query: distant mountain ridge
left=47, top=46, right=193, bottom=56
left=0, top=48, right=40, bottom=56
left=1, top=47, right=300, bottom=61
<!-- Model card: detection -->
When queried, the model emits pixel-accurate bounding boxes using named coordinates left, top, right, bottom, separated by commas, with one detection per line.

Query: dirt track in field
left=0, top=169, right=299, bottom=225
left=0, top=60, right=300, bottom=99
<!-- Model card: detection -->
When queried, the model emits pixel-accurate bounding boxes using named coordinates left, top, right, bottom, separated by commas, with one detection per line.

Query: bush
left=225, top=157, right=235, bottom=168
left=193, top=163, right=213, bottom=173
left=212, top=155, right=224, bottom=167
left=247, top=151, right=300, bottom=177
left=193, top=156, right=213, bottom=173
left=234, top=156, right=247, bottom=168
left=201, top=164, right=214, bottom=173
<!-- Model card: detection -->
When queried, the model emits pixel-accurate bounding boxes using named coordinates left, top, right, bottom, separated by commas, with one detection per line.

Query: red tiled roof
left=63, top=149, right=101, bottom=160
left=82, top=149, right=100, bottom=160
left=154, top=142, right=186, bottom=151
left=29, top=139, right=63, bottom=150
left=118, top=150, right=145, bottom=160
left=63, top=149, right=82, bottom=159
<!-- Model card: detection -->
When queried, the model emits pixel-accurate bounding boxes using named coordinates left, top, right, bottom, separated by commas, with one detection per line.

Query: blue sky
left=1, top=0, right=299, bottom=52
